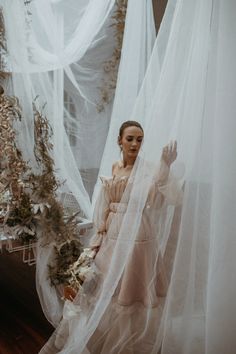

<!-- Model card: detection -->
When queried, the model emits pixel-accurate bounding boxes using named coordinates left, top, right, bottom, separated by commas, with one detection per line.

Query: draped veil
left=1, top=0, right=236, bottom=352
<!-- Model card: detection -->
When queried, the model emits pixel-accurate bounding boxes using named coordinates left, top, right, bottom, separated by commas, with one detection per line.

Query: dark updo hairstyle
left=119, top=120, right=144, bottom=138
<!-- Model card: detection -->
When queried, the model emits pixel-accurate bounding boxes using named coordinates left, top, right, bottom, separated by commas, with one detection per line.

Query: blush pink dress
left=39, top=163, right=182, bottom=354
left=86, top=164, right=181, bottom=353
left=90, top=173, right=169, bottom=307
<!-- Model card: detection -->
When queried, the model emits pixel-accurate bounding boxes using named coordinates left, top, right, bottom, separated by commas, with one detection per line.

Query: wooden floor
left=0, top=248, right=53, bottom=354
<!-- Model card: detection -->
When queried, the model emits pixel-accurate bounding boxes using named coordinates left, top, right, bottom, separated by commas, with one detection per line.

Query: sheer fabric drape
left=1, top=0, right=236, bottom=352
left=41, top=0, right=236, bottom=352
left=1, top=0, right=156, bottom=328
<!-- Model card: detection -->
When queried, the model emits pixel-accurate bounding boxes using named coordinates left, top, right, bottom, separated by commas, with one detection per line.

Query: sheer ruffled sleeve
left=89, top=177, right=110, bottom=248
left=154, top=161, right=183, bottom=206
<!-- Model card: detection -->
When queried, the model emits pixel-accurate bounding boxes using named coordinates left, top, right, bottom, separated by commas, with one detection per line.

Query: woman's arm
left=89, top=175, right=111, bottom=254
left=161, top=140, right=177, bottom=168
left=156, top=141, right=177, bottom=185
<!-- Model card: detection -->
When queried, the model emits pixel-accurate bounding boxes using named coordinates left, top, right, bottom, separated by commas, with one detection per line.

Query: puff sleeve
left=155, top=161, right=183, bottom=206
left=89, top=177, right=110, bottom=248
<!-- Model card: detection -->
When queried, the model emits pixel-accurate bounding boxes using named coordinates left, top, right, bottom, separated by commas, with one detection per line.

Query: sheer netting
left=1, top=0, right=236, bottom=353
left=39, top=0, right=236, bottom=352
left=1, top=0, right=156, bottom=328
left=2, top=0, right=118, bottom=217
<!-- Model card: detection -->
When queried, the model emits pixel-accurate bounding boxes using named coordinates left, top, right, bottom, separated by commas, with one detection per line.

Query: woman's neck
left=122, top=157, right=135, bottom=168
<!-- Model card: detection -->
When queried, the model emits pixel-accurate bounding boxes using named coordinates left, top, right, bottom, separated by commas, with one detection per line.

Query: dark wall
left=152, top=0, right=168, bottom=32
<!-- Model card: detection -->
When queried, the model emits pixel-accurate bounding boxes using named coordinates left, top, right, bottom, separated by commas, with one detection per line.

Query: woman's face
left=119, top=126, right=144, bottom=161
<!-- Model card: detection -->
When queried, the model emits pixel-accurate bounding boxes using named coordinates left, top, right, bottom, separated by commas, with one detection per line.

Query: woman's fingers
left=169, top=140, right=177, bottom=153
left=173, top=140, right=177, bottom=151
left=162, top=140, right=177, bottom=166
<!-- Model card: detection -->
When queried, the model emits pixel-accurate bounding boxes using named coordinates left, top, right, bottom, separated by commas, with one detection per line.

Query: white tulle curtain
left=56, top=0, right=236, bottom=351
left=92, top=0, right=156, bottom=203
left=39, top=0, right=236, bottom=351
left=1, top=0, right=117, bottom=217
left=1, top=0, right=156, bottom=214
left=142, top=0, right=236, bottom=352
left=1, top=0, right=157, bottom=328
left=1, top=0, right=236, bottom=352
left=3, top=0, right=116, bottom=72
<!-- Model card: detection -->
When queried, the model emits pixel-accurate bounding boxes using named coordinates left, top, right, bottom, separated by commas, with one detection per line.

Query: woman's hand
left=161, top=140, right=177, bottom=167
left=63, top=285, right=77, bottom=301
left=91, top=245, right=100, bottom=258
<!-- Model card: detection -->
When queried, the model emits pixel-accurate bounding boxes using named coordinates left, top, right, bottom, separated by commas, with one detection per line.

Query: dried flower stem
left=97, top=0, right=128, bottom=112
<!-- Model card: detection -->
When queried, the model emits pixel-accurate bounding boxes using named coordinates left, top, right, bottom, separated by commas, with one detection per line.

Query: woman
left=40, top=120, right=180, bottom=354
left=85, top=120, right=179, bottom=353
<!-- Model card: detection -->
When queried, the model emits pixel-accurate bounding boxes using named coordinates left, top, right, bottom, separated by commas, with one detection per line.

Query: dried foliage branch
left=26, top=103, right=89, bottom=295
left=30, top=105, right=99, bottom=297
left=0, top=8, right=6, bottom=52
left=28, top=103, right=82, bottom=246
left=0, top=88, right=37, bottom=241
left=0, top=7, right=10, bottom=78
left=97, top=0, right=128, bottom=112
left=0, top=88, right=37, bottom=243
left=30, top=102, right=59, bottom=201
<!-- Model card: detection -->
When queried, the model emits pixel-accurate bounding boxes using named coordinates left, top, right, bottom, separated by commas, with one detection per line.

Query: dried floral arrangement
left=32, top=108, right=98, bottom=298
left=0, top=92, right=51, bottom=242
left=97, top=0, right=128, bottom=112
left=0, top=10, right=28, bottom=232
left=0, top=6, right=96, bottom=299
left=27, top=104, right=98, bottom=298
left=50, top=246, right=97, bottom=300
left=0, top=88, right=27, bottom=229
left=0, top=87, right=96, bottom=298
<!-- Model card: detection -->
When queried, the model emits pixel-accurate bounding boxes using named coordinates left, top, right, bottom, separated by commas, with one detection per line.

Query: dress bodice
left=100, top=175, right=130, bottom=204
left=100, top=174, right=160, bottom=210
left=91, top=170, right=182, bottom=248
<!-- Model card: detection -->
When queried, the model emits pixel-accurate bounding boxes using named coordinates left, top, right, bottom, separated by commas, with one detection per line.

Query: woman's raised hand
left=161, top=140, right=177, bottom=167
